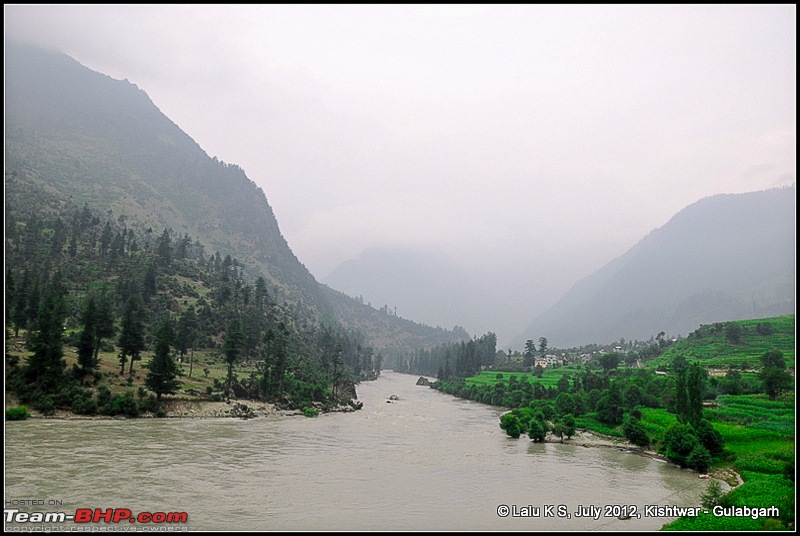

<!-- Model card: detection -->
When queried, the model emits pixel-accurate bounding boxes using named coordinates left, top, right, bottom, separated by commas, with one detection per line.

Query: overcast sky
left=5, top=5, right=796, bottom=344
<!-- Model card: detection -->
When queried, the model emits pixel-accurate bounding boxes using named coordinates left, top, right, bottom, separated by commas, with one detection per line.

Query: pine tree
left=223, top=317, right=244, bottom=392
left=156, top=228, right=172, bottom=268
left=119, top=296, right=145, bottom=375
left=146, top=319, right=181, bottom=403
left=77, top=295, right=98, bottom=375
left=93, top=293, right=116, bottom=365
left=26, top=275, right=68, bottom=393
left=176, top=306, right=198, bottom=377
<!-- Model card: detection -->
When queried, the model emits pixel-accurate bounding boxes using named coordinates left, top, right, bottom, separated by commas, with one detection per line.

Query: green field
left=465, top=366, right=582, bottom=389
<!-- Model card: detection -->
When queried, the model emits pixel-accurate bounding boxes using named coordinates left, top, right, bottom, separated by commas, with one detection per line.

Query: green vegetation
left=428, top=316, right=794, bottom=531
left=394, top=333, right=497, bottom=378
left=654, top=316, right=795, bottom=370
left=5, top=201, right=381, bottom=417
left=5, top=406, right=30, bottom=421
left=4, top=41, right=468, bottom=391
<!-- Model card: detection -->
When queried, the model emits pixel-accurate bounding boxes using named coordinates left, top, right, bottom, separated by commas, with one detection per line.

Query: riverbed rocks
left=416, top=377, right=430, bottom=386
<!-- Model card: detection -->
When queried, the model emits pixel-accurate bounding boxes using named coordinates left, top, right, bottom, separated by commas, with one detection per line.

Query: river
left=4, top=371, right=709, bottom=531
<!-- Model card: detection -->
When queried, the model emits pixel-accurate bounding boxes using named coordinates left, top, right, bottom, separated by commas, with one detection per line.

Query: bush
left=32, top=394, right=56, bottom=416
left=103, top=391, right=139, bottom=417
left=623, top=415, right=650, bottom=447
left=661, top=423, right=700, bottom=467
left=6, top=406, right=30, bottom=420
left=140, top=394, right=160, bottom=414
left=96, top=385, right=112, bottom=408
left=72, top=393, right=98, bottom=416
left=700, top=480, right=725, bottom=509
left=302, top=407, right=319, bottom=418
left=687, top=444, right=712, bottom=473
left=695, top=419, right=724, bottom=455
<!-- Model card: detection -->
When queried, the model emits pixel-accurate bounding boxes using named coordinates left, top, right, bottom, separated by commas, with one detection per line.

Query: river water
left=5, top=371, right=708, bottom=531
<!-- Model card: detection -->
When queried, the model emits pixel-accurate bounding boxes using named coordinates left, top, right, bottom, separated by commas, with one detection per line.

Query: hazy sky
left=5, top=5, right=796, bottom=344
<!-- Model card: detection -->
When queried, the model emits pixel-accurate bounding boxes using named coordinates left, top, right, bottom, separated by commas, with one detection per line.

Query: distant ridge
left=512, top=187, right=796, bottom=348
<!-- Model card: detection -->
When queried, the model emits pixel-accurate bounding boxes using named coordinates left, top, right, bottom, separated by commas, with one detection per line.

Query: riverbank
left=568, top=428, right=741, bottom=488
left=6, top=395, right=361, bottom=420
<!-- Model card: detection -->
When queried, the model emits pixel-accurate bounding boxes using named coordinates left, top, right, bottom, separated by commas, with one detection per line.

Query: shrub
left=71, top=393, right=98, bottom=416
left=302, top=407, right=319, bottom=418
left=695, top=419, right=724, bottom=455
left=96, top=385, right=112, bottom=408
left=32, top=394, right=56, bottom=416
left=661, top=423, right=700, bottom=467
left=623, top=415, right=650, bottom=447
left=104, top=391, right=139, bottom=417
left=687, top=444, right=712, bottom=473
left=6, top=406, right=29, bottom=420
left=700, top=480, right=725, bottom=509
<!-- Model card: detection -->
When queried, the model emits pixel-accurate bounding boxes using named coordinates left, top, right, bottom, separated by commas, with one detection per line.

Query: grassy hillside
left=652, top=315, right=795, bottom=369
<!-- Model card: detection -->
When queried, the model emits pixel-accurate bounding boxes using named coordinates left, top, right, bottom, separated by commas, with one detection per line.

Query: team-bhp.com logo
left=5, top=508, right=188, bottom=525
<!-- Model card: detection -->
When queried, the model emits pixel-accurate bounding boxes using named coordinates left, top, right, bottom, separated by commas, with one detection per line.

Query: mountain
left=4, top=41, right=466, bottom=356
left=323, top=245, right=490, bottom=334
left=513, top=187, right=796, bottom=348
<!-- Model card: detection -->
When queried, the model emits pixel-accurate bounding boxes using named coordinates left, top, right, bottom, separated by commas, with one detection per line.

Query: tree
left=725, top=323, right=743, bottom=344
left=695, top=419, right=724, bottom=455
left=331, top=342, right=344, bottom=398
left=561, top=413, right=576, bottom=439
left=674, top=362, right=705, bottom=427
left=596, top=382, right=624, bottom=426
left=557, top=376, right=570, bottom=393
left=623, top=384, right=644, bottom=409
left=77, top=295, right=98, bottom=375
left=223, top=318, right=244, bottom=392
left=684, top=363, right=705, bottom=427
left=500, top=413, right=522, bottom=438
left=25, top=277, right=68, bottom=393
left=119, top=296, right=146, bottom=375
left=93, top=293, right=116, bottom=366
left=760, top=350, right=792, bottom=400
left=555, top=392, right=575, bottom=416
left=599, top=352, right=621, bottom=374
left=254, top=276, right=268, bottom=311
left=156, top=228, right=172, bottom=268
left=528, top=419, right=546, bottom=442
left=523, top=340, right=536, bottom=367
left=176, top=306, right=199, bottom=377
left=146, top=319, right=181, bottom=403
left=622, top=415, right=650, bottom=447
left=661, top=423, right=700, bottom=467
left=551, top=421, right=565, bottom=442
left=11, top=269, right=30, bottom=337
left=538, top=337, right=548, bottom=357
left=687, top=444, right=712, bottom=473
